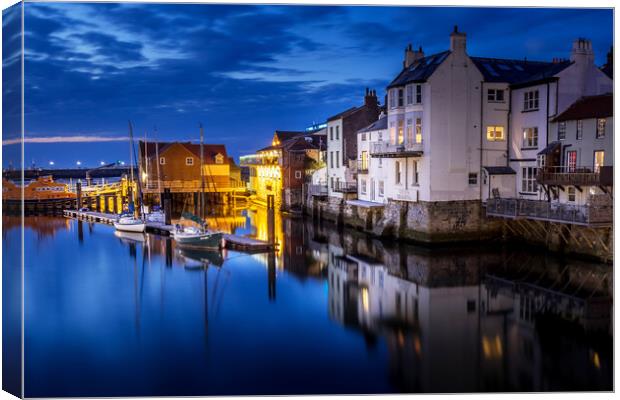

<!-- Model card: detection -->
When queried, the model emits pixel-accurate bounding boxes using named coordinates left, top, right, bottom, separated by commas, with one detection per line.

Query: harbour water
left=4, top=209, right=613, bottom=396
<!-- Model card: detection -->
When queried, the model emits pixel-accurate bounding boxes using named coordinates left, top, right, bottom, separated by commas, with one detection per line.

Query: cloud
left=3, top=135, right=129, bottom=146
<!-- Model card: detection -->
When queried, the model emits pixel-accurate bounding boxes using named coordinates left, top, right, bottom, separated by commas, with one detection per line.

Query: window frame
left=522, top=127, right=538, bottom=149
left=557, top=122, right=566, bottom=140
left=185, top=157, right=194, bottom=166
left=576, top=120, right=583, bottom=140
left=596, top=118, right=606, bottom=138
left=159, top=157, right=166, bottom=165
left=486, top=125, right=505, bottom=141
left=523, top=90, right=539, bottom=112
left=487, top=89, right=505, bottom=102
left=521, top=167, right=538, bottom=194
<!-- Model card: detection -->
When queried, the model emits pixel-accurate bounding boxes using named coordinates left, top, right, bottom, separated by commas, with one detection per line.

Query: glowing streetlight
left=49, top=161, right=55, bottom=166
left=119, top=161, right=125, bottom=165
left=76, top=161, right=82, bottom=166
left=100, top=161, right=105, bottom=166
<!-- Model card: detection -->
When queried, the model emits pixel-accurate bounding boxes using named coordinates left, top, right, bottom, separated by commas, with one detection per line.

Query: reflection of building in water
left=324, top=235, right=612, bottom=392
left=3, top=215, right=70, bottom=239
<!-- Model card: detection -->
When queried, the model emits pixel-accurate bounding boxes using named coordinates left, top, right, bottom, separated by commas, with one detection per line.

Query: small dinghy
left=172, top=214, right=223, bottom=250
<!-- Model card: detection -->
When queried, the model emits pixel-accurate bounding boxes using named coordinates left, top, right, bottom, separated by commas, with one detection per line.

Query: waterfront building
left=241, top=128, right=326, bottom=211
left=321, top=27, right=614, bottom=260
left=326, top=88, right=381, bottom=197
left=138, top=141, right=242, bottom=207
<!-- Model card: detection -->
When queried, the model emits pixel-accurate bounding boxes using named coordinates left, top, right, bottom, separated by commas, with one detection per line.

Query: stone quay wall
left=303, top=194, right=612, bottom=262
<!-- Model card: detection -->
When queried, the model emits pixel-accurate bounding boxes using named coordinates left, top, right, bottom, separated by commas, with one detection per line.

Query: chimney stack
left=449, top=25, right=467, bottom=55
left=404, top=44, right=425, bottom=68
left=570, top=38, right=594, bottom=65
left=365, top=88, right=378, bottom=109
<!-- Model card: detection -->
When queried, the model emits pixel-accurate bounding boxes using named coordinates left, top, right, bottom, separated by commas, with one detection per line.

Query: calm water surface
left=4, top=209, right=613, bottom=396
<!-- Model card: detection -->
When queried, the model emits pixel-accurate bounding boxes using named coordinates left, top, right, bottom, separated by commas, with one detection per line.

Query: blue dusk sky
left=2, top=2, right=613, bottom=168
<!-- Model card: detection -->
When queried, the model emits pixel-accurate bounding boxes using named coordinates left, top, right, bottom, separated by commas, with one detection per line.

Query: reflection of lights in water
left=482, top=335, right=503, bottom=359
left=361, top=287, right=369, bottom=312
left=414, top=336, right=421, bottom=355
left=397, top=330, right=405, bottom=348
left=592, top=351, right=600, bottom=369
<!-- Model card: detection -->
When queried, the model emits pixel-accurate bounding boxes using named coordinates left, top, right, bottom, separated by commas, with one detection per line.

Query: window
left=488, top=89, right=505, bottom=102
left=468, top=173, right=477, bottom=185
left=522, top=127, right=538, bottom=148
left=395, top=161, right=402, bottom=184
left=361, top=133, right=367, bottom=141
left=390, top=121, right=396, bottom=144
left=336, top=151, right=339, bottom=168
left=295, top=170, right=302, bottom=179
left=406, top=85, right=413, bottom=105
left=329, top=127, right=333, bottom=140
left=594, top=151, right=605, bottom=172
left=523, top=90, right=539, bottom=111
left=415, top=84, right=422, bottom=104
left=415, top=118, right=422, bottom=143
left=398, top=88, right=404, bottom=107
left=159, top=157, right=166, bottom=165
left=521, top=167, right=538, bottom=193
left=330, top=152, right=333, bottom=168
left=486, top=126, right=505, bottom=141
left=360, top=151, right=368, bottom=170
left=412, top=161, right=418, bottom=184
left=390, top=89, right=396, bottom=109
left=361, top=179, right=367, bottom=194
left=336, top=126, right=339, bottom=140
left=330, top=177, right=334, bottom=189
left=566, top=151, right=577, bottom=172
left=397, top=120, right=404, bottom=144
left=558, top=122, right=566, bottom=140
left=567, top=186, right=576, bottom=202
left=537, top=154, right=546, bottom=168
left=215, top=154, right=224, bottom=164
left=185, top=157, right=194, bottom=166
left=406, top=119, right=413, bottom=144
left=576, top=120, right=583, bottom=140
left=596, top=118, right=606, bottom=138
left=378, top=181, right=385, bottom=196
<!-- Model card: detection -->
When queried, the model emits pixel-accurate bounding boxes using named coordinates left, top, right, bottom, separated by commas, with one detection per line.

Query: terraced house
left=334, top=27, right=612, bottom=259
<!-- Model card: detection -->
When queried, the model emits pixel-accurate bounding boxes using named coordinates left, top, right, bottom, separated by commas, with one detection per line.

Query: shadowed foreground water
left=4, top=209, right=612, bottom=396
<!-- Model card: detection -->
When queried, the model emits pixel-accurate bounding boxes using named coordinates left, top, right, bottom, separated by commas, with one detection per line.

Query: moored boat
left=114, top=214, right=146, bottom=233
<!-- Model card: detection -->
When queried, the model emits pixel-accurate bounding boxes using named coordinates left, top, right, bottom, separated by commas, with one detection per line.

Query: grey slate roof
left=387, top=51, right=451, bottom=88
left=358, top=116, right=388, bottom=133
left=471, top=57, right=572, bottom=86
left=483, top=166, right=516, bottom=175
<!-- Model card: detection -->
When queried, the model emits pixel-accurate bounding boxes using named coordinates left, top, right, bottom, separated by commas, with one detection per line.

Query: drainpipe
left=479, top=81, right=484, bottom=202
left=506, top=86, right=511, bottom=168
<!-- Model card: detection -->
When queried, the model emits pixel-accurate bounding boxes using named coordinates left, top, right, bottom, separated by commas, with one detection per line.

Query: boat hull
left=174, top=232, right=223, bottom=250
left=113, top=222, right=146, bottom=233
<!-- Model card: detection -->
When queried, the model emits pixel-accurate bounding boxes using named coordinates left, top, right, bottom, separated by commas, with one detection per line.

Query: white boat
left=114, top=214, right=146, bottom=233
left=114, top=230, right=146, bottom=243
left=145, top=210, right=165, bottom=224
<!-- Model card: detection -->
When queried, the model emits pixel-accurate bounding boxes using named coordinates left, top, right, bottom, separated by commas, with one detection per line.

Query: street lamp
left=49, top=161, right=55, bottom=166
left=100, top=161, right=105, bottom=166
left=76, top=161, right=82, bottom=166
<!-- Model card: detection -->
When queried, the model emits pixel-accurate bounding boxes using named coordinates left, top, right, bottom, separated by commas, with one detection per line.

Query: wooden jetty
left=223, top=234, right=277, bottom=252
left=63, top=209, right=276, bottom=252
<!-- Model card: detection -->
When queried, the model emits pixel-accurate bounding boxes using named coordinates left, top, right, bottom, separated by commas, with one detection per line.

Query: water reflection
left=12, top=211, right=612, bottom=396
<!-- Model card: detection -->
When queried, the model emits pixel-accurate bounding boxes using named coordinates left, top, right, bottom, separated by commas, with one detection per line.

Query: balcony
left=486, top=198, right=612, bottom=227
left=239, top=155, right=280, bottom=166
left=307, top=183, right=328, bottom=197
left=333, top=181, right=357, bottom=193
left=370, top=141, right=423, bottom=158
left=536, top=165, right=612, bottom=187
left=356, top=160, right=369, bottom=174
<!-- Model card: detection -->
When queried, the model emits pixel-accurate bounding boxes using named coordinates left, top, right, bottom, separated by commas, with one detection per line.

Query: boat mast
left=129, top=120, right=145, bottom=219
left=200, top=123, right=205, bottom=220
left=128, top=121, right=135, bottom=214
left=154, top=126, right=162, bottom=202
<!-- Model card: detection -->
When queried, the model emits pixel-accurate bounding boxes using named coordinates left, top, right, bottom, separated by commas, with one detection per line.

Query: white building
left=356, top=29, right=612, bottom=214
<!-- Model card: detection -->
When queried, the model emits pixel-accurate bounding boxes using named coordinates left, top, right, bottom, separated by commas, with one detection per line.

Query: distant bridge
left=3, top=164, right=135, bottom=181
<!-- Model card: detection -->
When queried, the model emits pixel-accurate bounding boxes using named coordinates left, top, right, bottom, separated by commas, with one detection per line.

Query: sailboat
left=172, top=123, right=223, bottom=250
left=115, top=121, right=146, bottom=233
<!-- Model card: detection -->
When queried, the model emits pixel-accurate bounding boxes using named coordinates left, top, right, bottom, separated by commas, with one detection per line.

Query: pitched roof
left=358, top=115, right=388, bottom=133
left=552, top=94, right=613, bottom=122
left=387, top=51, right=451, bottom=88
left=327, top=106, right=359, bottom=122
left=537, top=141, right=561, bottom=156
left=471, top=57, right=572, bottom=85
left=140, top=141, right=228, bottom=164
left=274, top=131, right=306, bottom=142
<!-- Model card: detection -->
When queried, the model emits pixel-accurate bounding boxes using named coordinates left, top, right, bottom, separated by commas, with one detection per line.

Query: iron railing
left=370, top=140, right=423, bottom=157
left=307, top=183, right=328, bottom=196
left=333, top=181, right=357, bottom=193
left=486, top=198, right=612, bottom=226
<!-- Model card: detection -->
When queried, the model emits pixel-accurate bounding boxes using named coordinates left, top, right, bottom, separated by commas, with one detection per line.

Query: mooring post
left=76, top=181, right=82, bottom=210
left=267, top=194, right=275, bottom=245
left=164, top=188, right=172, bottom=225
